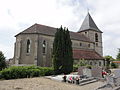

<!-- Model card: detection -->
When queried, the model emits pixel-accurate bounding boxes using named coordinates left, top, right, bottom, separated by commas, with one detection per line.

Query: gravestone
left=106, top=75, right=114, bottom=87
left=83, top=68, right=92, bottom=77
left=91, top=66, right=102, bottom=78
left=78, top=66, right=102, bottom=78
left=114, top=69, right=120, bottom=78
left=78, top=67, right=92, bottom=77
left=78, top=67, right=84, bottom=75
left=113, top=69, right=120, bottom=86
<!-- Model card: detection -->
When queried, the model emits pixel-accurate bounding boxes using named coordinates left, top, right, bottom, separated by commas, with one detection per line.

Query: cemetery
left=46, top=66, right=120, bottom=90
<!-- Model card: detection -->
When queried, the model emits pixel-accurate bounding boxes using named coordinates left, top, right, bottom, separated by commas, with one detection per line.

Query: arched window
left=90, top=62, right=92, bottom=65
left=80, top=43, right=82, bottom=46
left=88, top=44, right=90, bottom=47
left=96, top=43, right=98, bottom=47
left=27, top=39, right=30, bottom=53
left=99, top=62, right=101, bottom=66
left=95, top=33, right=98, bottom=42
left=43, top=40, right=46, bottom=54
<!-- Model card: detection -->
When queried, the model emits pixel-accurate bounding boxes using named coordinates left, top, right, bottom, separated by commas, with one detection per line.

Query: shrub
left=111, top=62, right=118, bottom=68
left=73, top=65, right=79, bottom=72
left=78, top=59, right=87, bottom=66
left=86, top=65, right=92, bottom=69
left=39, top=67, right=54, bottom=76
left=0, top=66, right=54, bottom=80
left=73, top=64, right=92, bottom=72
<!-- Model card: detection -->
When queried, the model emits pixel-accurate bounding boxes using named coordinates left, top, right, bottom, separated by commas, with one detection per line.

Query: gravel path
left=0, top=77, right=105, bottom=90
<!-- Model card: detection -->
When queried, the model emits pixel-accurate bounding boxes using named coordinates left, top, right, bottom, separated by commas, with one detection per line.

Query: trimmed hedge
left=0, top=66, right=54, bottom=80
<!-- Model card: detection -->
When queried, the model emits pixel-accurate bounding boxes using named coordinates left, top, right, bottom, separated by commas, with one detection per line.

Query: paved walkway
left=46, top=75, right=79, bottom=81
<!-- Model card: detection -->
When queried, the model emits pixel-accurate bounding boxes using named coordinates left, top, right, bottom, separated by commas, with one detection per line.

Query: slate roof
left=15, top=23, right=93, bottom=42
left=73, top=49, right=104, bottom=60
left=78, top=13, right=102, bottom=33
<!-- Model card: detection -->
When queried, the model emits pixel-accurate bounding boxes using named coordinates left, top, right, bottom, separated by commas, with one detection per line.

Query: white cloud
left=0, top=43, right=14, bottom=59
left=0, top=0, right=120, bottom=59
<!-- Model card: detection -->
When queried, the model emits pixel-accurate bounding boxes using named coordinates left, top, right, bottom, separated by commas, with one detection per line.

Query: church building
left=13, top=13, right=104, bottom=67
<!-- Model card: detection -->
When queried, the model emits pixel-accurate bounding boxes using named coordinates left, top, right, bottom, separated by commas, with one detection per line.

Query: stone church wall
left=14, top=34, right=38, bottom=65
left=37, top=35, right=54, bottom=67
left=80, top=30, right=103, bottom=56
left=14, top=33, right=102, bottom=67
left=74, top=59, right=104, bottom=67
left=72, top=40, right=94, bottom=50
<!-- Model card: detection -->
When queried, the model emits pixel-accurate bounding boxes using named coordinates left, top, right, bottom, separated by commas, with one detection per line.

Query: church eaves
left=78, top=13, right=102, bottom=33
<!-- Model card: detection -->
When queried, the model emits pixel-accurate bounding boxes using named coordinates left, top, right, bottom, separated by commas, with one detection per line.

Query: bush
left=73, top=65, right=79, bottom=72
left=39, top=67, right=54, bottom=76
left=111, top=62, right=118, bottom=68
left=73, top=64, right=92, bottom=72
left=0, top=66, right=54, bottom=80
left=86, top=65, right=92, bottom=69
left=78, top=59, right=87, bottom=66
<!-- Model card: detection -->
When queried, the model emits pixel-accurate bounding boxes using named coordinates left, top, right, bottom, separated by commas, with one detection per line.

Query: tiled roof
left=112, top=61, right=120, bottom=63
left=15, top=23, right=93, bottom=42
left=73, top=49, right=104, bottom=60
left=78, top=13, right=102, bottom=33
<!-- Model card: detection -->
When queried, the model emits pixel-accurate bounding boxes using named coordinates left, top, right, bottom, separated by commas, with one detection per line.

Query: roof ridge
left=36, top=23, right=56, bottom=29
left=15, top=23, right=93, bottom=42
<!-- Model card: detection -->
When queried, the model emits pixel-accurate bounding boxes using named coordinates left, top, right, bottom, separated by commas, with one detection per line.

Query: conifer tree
left=63, top=28, right=73, bottom=74
left=0, top=51, right=6, bottom=70
left=53, top=26, right=64, bottom=74
left=53, top=26, right=73, bottom=74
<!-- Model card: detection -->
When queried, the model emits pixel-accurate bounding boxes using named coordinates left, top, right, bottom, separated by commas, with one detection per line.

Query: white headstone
left=114, top=69, right=120, bottom=78
left=83, top=68, right=92, bottom=77
left=113, top=69, right=120, bottom=86
left=91, top=66, right=102, bottom=78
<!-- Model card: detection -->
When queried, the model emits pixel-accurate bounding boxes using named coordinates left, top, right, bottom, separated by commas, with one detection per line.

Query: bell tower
left=78, top=12, right=103, bottom=56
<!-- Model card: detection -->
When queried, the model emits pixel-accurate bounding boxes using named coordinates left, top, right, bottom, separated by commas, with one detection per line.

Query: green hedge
left=0, top=66, right=54, bottom=80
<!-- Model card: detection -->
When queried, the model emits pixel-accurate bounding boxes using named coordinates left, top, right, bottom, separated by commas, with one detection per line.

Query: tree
left=111, top=62, right=118, bottom=68
left=104, top=55, right=114, bottom=61
left=116, top=48, right=120, bottom=60
left=62, top=28, right=73, bottom=74
left=0, top=51, right=6, bottom=70
left=53, top=26, right=73, bottom=74
left=104, top=55, right=114, bottom=69
left=78, top=59, right=87, bottom=66
left=53, top=27, right=63, bottom=74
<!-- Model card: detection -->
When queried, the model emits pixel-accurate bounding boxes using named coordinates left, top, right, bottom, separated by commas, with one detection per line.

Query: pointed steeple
left=78, top=13, right=102, bottom=32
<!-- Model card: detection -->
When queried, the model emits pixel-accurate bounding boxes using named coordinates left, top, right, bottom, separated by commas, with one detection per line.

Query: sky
left=0, top=0, right=120, bottom=59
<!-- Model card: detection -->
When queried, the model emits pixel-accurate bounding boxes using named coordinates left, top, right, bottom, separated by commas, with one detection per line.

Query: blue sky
left=0, top=0, right=120, bottom=59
